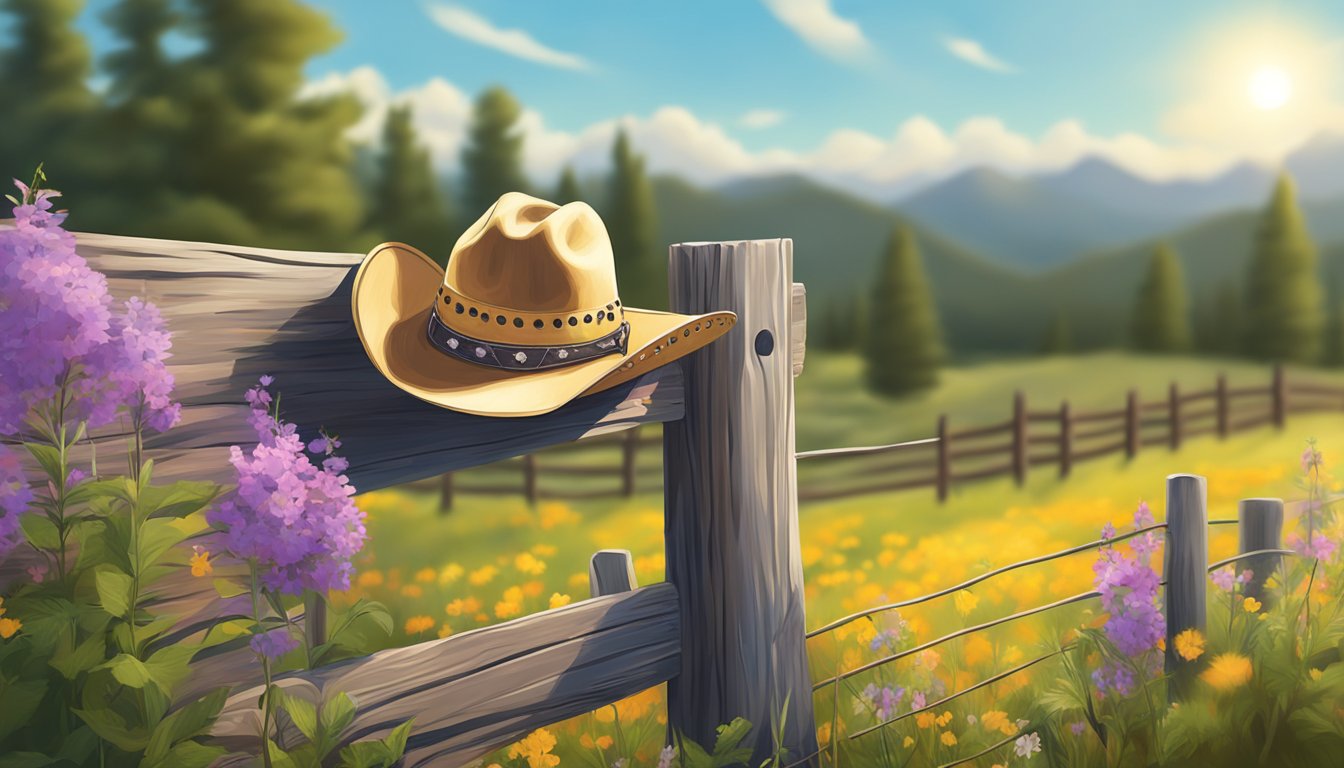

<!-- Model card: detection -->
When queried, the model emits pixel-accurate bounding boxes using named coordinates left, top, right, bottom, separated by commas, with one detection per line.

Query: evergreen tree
left=371, top=104, right=455, bottom=264
left=1040, top=309, right=1072, bottom=355
left=1209, top=279, right=1242, bottom=356
left=1325, top=280, right=1344, bottom=368
left=0, top=0, right=96, bottom=202
left=461, top=85, right=530, bottom=216
left=1243, top=173, right=1325, bottom=363
left=554, top=165, right=582, bottom=204
left=605, top=129, right=662, bottom=309
left=1130, top=242, right=1192, bottom=353
left=863, top=227, right=944, bottom=395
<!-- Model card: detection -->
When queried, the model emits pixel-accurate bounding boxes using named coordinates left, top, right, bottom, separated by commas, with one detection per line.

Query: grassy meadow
left=336, top=352, right=1344, bottom=767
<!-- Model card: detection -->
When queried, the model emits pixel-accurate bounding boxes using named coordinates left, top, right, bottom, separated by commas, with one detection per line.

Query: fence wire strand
left=796, top=437, right=940, bottom=461
left=1208, top=548, right=1298, bottom=571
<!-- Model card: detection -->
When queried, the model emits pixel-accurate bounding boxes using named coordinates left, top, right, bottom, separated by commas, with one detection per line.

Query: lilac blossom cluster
left=0, top=445, right=33, bottom=558
left=1210, top=566, right=1253, bottom=592
left=1288, top=531, right=1338, bottom=562
left=0, top=179, right=178, bottom=435
left=208, top=377, right=366, bottom=594
left=853, top=682, right=905, bottom=721
left=1091, top=502, right=1165, bottom=696
left=249, top=627, right=301, bottom=661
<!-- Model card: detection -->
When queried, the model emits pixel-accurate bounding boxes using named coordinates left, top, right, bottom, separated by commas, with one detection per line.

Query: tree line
left=0, top=0, right=668, bottom=309
left=833, top=173, right=1339, bottom=397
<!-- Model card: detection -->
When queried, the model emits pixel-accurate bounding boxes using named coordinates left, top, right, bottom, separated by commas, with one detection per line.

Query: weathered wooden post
left=589, top=549, right=638, bottom=597
left=1271, top=364, right=1286, bottom=429
left=1164, top=473, right=1207, bottom=702
left=621, top=426, right=640, bottom=496
left=1238, top=498, right=1284, bottom=608
left=523, top=453, right=539, bottom=504
left=1168, top=382, right=1182, bottom=450
left=664, top=239, right=818, bottom=765
left=1012, top=392, right=1028, bottom=486
left=1058, top=401, right=1072, bottom=478
left=1215, top=374, right=1229, bottom=438
left=1125, top=390, right=1139, bottom=459
left=439, top=472, right=454, bottom=513
left=936, top=415, right=951, bottom=501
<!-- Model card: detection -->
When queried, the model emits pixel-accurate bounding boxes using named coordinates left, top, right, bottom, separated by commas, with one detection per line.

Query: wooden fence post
left=1238, top=498, right=1284, bottom=609
left=1168, top=382, right=1182, bottom=450
left=1012, top=392, right=1027, bottom=486
left=664, top=240, right=818, bottom=764
left=439, top=472, right=454, bottom=513
left=1058, top=401, right=1072, bottom=479
left=936, top=415, right=950, bottom=502
left=1164, top=473, right=1208, bottom=702
left=589, top=549, right=638, bottom=597
left=622, top=426, right=640, bottom=496
left=304, top=592, right=327, bottom=649
left=1216, top=374, right=1229, bottom=438
left=523, top=454, right=538, bottom=505
left=1125, top=390, right=1139, bottom=459
left=1271, top=364, right=1286, bottom=429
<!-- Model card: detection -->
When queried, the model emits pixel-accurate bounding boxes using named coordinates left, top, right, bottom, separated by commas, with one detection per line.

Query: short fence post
left=1164, top=473, right=1208, bottom=703
left=1238, top=498, right=1284, bottom=609
left=621, top=426, right=640, bottom=496
left=1125, top=390, right=1139, bottom=459
left=304, top=592, right=327, bottom=649
left=1271, top=364, right=1286, bottom=428
left=589, top=549, right=638, bottom=597
left=664, top=240, right=818, bottom=764
left=1169, top=382, right=1182, bottom=450
left=936, top=415, right=950, bottom=502
left=439, top=472, right=454, bottom=513
left=523, top=454, right=538, bottom=505
left=1058, top=401, right=1072, bottom=478
left=1012, top=392, right=1027, bottom=486
left=1215, top=374, right=1229, bottom=438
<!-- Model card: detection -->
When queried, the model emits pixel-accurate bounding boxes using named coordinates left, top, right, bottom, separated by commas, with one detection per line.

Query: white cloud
left=307, top=67, right=1260, bottom=203
left=739, top=109, right=787, bottom=129
left=943, top=37, right=1017, bottom=73
left=761, top=0, right=873, bottom=64
left=425, top=4, right=592, bottom=71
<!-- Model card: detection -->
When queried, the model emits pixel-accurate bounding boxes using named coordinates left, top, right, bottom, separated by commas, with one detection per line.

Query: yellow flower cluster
left=1174, top=629, right=1205, bottom=661
left=0, top=597, right=19, bottom=640
left=508, top=728, right=560, bottom=768
left=404, top=615, right=435, bottom=635
left=1202, top=653, right=1253, bottom=691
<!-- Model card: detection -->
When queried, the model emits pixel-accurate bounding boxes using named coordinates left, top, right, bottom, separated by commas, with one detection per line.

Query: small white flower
left=446, top=337, right=458, bottom=349
left=475, top=347, right=486, bottom=358
left=514, top=351, right=527, bottom=363
left=557, top=349, right=569, bottom=359
left=656, top=746, right=677, bottom=768
left=1014, top=732, right=1041, bottom=758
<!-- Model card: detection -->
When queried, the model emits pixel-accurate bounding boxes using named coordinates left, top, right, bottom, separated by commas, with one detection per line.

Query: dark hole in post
left=754, top=329, right=774, bottom=357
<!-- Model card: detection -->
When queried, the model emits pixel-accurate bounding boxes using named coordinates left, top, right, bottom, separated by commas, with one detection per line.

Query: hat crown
left=446, top=192, right=618, bottom=312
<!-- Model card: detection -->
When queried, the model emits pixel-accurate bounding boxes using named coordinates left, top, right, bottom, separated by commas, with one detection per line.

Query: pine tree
left=461, top=85, right=530, bottom=216
left=1040, top=309, right=1072, bottom=355
left=554, top=165, right=582, bottom=204
left=1131, top=242, right=1192, bottom=353
left=605, top=130, right=662, bottom=309
left=371, top=104, right=455, bottom=264
left=1243, top=173, right=1325, bottom=363
left=1210, top=279, right=1242, bottom=356
left=1324, top=280, right=1344, bottom=367
left=864, top=227, right=944, bottom=395
left=0, top=0, right=96, bottom=201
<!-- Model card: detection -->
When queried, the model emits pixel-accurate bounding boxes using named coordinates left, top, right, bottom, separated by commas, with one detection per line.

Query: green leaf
left=49, top=632, right=108, bottom=680
left=277, top=688, right=320, bottom=744
left=380, top=718, right=414, bottom=761
left=678, top=736, right=715, bottom=768
left=144, top=644, right=197, bottom=697
left=55, top=724, right=100, bottom=765
left=336, top=742, right=393, bottom=768
left=267, top=740, right=299, bottom=768
left=142, top=687, right=229, bottom=766
left=101, top=653, right=153, bottom=688
left=319, top=691, right=357, bottom=741
left=20, top=514, right=61, bottom=550
left=95, top=568, right=135, bottom=618
left=213, top=578, right=248, bottom=599
left=136, top=480, right=218, bottom=520
left=712, top=717, right=754, bottom=765
left=73, top=705, right=146, bottom=753
left=136, top=519, right=190, bottom=575
left=22, top=442, right=63, bottom=483
left=155, top=742, right=225, bottom=768
left=0, top=679, right=47, bottom=743
left=0, top=752, right=55, bottom=768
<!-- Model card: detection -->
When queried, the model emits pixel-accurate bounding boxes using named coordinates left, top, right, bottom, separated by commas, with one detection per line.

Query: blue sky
left=74, top=0, right=1344, bottom=198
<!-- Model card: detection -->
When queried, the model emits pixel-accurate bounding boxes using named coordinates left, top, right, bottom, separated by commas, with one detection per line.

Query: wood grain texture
left=210, top=583, right=680, bottom=767
left=589, top=549, right=638, bottom=597
left=55, top=230, right=685, bottom=493
left=1164, top=473, right=1207, bottom=702
left=664, top=240, right=818, bottom=764
left=1238, top=498, right=1284, bottom=608
left=790, top=283, right=806, bottom=378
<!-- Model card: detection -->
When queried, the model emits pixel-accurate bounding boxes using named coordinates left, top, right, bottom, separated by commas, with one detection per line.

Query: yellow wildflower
left=816, top=723, right=832, bottom=745
left=437, top=624, right=454, bottom=639
left=595, top=706, right=616, bottom=723
left=1310, top=668, right=1323, bottom=681
left=953, top=590, right=979, bottom=617
left=189, top=548, right=212, bottom=577
left=414, top=567, right=436, bottom=583
left=515, top=552, right=547, bottom=576
left=400, top=584, right=423, bottom=598
left=596, top=735, right=613, bottom=750
left=474, top=612, right=489, bottom=622
left=963, top=635, right=994, bottom=666
left=1243, top=596, right=1262, bottom=613
left=0, top=595, right=5, bottom=616
left=356, top=569, right=383, bottom=587
left=1201, top=653, right=1253, bottom=691
left=445, top=599, right=466, bottom=617
left=531, top=543, right=558, bottom=557
left=936, top=711, right=953, bottom=727
left=538, top=502, right=579, bottom=530
left=1002, top=645, right=1024, bottom=665
left=523, top=580, right=545, bottom=598
left=508, top=728, right=560, bottom=768
left=915, top=712, right=937, bottom=729
left=468, top=565, right=497, bottom=586
left=1174, top=629, right=1205, bottom=661
left=0, top=617, right=21, bottom=639
left=403, top=615, right=434, bottom=635
left=438, top=563, right=464, bottom=585
left=549, top=593, right=571, bottom=609
left=903, top=736, right=915, bottom=748
left=981, top=711, right=1012, bottom=735
left=940, top=731, right=958, bottom=746
left=495, top=600, right=522, bottom=619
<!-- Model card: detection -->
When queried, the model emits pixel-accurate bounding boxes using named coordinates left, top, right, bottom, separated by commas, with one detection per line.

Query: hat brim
left=351, top=242, right=736, bottom=417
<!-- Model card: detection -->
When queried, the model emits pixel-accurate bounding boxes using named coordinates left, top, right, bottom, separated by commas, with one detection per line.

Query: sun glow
left=1248, top=66, right=1292, bottom=110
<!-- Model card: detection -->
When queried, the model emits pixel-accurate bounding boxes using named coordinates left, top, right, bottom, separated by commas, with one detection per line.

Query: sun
left=1247, top=66, right=1292, bottom=110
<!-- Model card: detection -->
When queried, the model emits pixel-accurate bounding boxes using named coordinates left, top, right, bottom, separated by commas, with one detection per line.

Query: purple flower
left=1211, top=566, right=1237, bottom=592
left=1100, top=522, right=1116, bottom=541
left=76, top=297, right=180, bottom=432
left=308, top=433, right=341, bottom=456
left=853, top=683, right=904, bottom=720
left=1091, top=662, right=1136, bottom=697
left=0, top=444, right=32, bottom=558
left=910, top=690, right=926, bottom=711
left=1069, top=720, right=1087, bottom=736
left=1093, top=502, right=1164, bottom=663
left=208, top=378, right=366, bottom=594
left=1289, top=532, right=1338, bottom=562
left=249, top=627, right=300, bottom=660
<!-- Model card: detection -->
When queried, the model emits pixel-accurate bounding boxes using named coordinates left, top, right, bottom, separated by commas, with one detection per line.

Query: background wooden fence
left=427, top=364, right=1341, bottom=507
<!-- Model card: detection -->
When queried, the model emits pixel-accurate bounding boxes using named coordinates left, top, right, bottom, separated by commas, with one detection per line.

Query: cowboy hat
left=351, top=192, right=736, bottom=417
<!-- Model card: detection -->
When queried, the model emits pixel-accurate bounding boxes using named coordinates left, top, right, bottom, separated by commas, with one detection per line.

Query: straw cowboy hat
left=351, top=192, right=736, bottom=417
